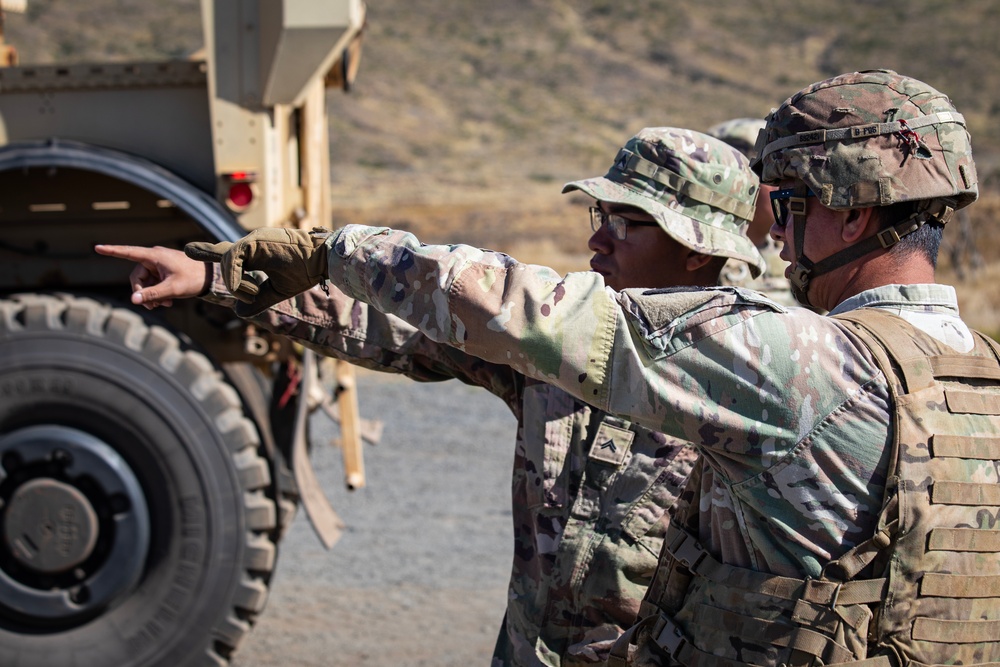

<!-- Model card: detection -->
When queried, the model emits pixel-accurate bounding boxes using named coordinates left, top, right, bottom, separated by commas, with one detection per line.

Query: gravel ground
left=232, top=369, right=517, bottom=667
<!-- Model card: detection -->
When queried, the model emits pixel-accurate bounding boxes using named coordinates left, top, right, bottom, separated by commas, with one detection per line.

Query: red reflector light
left=227, top=182, right=254, bottom=209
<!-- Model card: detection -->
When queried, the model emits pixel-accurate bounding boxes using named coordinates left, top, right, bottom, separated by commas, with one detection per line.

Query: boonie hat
left=563, top=127, right=766, bottom=278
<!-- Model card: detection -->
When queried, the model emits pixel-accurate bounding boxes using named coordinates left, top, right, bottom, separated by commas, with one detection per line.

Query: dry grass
left=8, top=0, right=1000, bottom=331
left=330, top=184, right=596, bottom=275
left=939, top=193, right=1000, bottom=337
left=11, top=1, right=1000, bottom=189
left=947, top=263, right=1000, bottom=338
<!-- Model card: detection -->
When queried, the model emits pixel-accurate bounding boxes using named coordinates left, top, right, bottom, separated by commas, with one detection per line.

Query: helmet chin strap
left=788, top=191, right=957, bottom=308
left=786, top=186, right=816, bottom=307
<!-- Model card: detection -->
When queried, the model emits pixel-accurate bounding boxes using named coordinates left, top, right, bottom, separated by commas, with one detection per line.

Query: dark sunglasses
left=769, top=188, right=816, bottom=227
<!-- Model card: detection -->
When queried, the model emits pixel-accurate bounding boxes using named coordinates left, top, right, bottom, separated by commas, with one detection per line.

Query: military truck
left=0, top=1, right=370, bottom=665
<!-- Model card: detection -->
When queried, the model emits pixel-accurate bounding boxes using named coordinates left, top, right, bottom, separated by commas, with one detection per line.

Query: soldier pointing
left=608, top=69, right=991, bottom=667
left=111, top=68, right=998, bottom=667
left=97, top=128, right=767, bottom=665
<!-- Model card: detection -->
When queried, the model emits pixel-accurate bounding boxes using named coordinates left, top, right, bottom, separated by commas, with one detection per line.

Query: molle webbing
left=662, top=524, right=887, bottom=608
left=834, top=308, right=1000, bottom=666
left=609, top=517, right=887, bottom=667
left=611, top=309, right=1000, bottom=667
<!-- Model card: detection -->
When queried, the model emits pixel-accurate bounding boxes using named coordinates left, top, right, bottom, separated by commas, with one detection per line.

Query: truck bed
left=0, top=59, right=215, bottom=191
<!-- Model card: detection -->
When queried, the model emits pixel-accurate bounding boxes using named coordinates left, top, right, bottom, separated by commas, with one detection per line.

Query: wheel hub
left=0, top=425, right=150, bottom=623
left=4, top=478, right=99, bottom=574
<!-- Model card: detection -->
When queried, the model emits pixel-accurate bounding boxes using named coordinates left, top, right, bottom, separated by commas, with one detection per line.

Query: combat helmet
left=563, top=127, right=766, bottom=277
left=752, top=69, right=978, bottom=304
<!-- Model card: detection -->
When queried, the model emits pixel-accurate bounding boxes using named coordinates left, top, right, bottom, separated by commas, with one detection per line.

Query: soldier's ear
left=685, top=250, right=714, bottom=272
left=842, top=207, right=877, bottom=244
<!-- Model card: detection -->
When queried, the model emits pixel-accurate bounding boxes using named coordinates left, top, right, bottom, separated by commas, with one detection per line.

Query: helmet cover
left=753, top=70, right=977, bottom=212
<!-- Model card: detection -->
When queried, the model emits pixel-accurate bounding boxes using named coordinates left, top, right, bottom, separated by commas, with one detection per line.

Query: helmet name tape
left=612, top=148, right=755, bottom=223
left=761, top=112, right=965, bottom=161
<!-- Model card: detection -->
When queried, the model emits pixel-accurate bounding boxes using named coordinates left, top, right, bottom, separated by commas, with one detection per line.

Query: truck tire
left=221, top=362, right=300, bottom=537
left=0, top=293, right=278, bottom=667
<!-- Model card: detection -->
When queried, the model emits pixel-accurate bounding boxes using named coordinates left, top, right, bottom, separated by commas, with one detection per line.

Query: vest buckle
left=653, top=614, right=689, bottom=660
left=669, top=529, right=707, bottom=572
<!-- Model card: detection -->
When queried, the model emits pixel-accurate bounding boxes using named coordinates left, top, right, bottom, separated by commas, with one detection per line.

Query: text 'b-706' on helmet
left=752, top=69, right=978, bottom=215
left=562, top=127, right=766, bottom=278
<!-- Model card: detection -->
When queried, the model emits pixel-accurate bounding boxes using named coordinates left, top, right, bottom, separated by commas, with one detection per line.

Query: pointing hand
left=94, top=244, right=211, bottom=309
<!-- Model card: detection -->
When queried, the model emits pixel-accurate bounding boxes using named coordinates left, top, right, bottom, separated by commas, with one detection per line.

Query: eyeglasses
left=769, top=187, right=816, bottom=227
left=589, top=207, right=659, bottom=240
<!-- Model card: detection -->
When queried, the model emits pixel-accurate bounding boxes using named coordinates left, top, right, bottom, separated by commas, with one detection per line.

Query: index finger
left=94, top=244, right=160, bottom=262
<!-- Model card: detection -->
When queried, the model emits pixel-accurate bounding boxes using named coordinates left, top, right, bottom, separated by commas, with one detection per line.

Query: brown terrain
left=6, top=3, right=1000, bottom=664
left=7, top=0, right=1000, bottom=332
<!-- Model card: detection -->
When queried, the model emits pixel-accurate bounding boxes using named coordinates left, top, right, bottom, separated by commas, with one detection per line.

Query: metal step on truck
left=0, top=1, right=375, bottom=665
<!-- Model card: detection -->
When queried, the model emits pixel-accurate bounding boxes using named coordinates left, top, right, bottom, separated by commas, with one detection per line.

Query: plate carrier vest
left=610, top=308, right=1000, bottom=667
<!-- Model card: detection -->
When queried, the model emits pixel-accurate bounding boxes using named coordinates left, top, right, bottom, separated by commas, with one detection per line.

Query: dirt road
left=233, top=370, right=517, bottom=667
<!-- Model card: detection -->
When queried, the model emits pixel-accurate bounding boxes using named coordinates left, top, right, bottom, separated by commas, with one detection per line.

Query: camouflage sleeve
left=200, top=259, right=525, bottom=410
left=325, top=225, right=882, bottom=480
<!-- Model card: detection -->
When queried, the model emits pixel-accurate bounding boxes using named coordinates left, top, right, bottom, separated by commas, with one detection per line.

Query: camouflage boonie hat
left=563, top=127, right=766, bottom=278
left=753, top=70, right=978, bottom=212
left=707, top=118, right=767, bottom=160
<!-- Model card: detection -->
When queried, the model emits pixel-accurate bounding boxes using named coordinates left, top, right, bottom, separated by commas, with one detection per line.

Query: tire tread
left=0, top=293, right=281, bottom=667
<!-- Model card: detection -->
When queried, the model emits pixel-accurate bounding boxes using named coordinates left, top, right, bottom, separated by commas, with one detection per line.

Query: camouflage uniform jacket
left=206, top=264, right=699, bottom=666
left=321, top=225, right=974, bottom=583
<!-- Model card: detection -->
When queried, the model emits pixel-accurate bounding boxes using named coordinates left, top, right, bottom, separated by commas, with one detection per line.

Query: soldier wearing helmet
left=601, top=70, right=994, bottom=666
left=708, top=117, right=796, bottom=306
left=101, top=70, right=999, bottom=667
left=755, top=70, right=977, bottom=311
left=96, top=128, right=764, bottom=666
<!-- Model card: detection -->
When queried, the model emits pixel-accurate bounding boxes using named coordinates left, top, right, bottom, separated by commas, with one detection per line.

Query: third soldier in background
left=708, top=117, right=796, bottom=307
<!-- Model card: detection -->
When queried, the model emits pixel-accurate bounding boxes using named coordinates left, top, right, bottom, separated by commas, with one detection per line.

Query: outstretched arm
left=98, top=238, right=526, bottom=411
left=94, top=244, right=212, bottom=309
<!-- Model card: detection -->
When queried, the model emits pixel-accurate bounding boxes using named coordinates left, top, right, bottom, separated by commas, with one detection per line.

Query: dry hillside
left=6, top=0, right=1000, bottom=330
